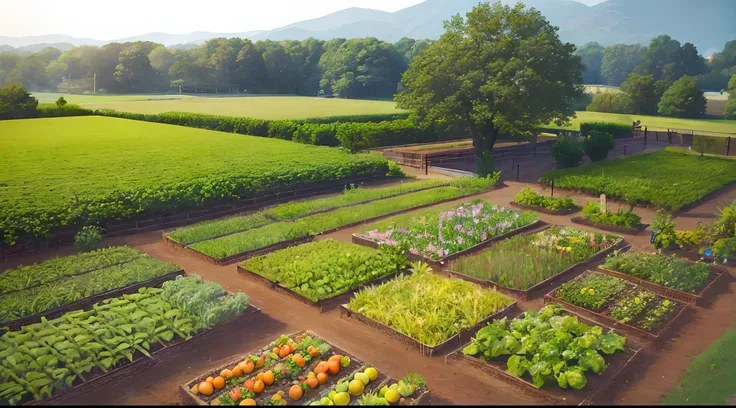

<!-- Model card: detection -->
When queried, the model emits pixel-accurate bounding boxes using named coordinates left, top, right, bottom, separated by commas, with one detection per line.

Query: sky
left=0, top=0, right=428, bottom=39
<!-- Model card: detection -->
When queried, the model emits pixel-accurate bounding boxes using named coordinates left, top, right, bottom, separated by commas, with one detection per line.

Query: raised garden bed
left=659, top=247, right=736, bottom=267
left=509, top=201, right=580, bottom=216
left=451, top=305, right=641, bottom=406
left=24, top=305, right=261, bottom=406
left=571, top=216, right=649, bottom=235
left=164, top=233, right=314, bottom=266
left=544, top=271, right=690, bottom=341
left=446, top=232, right=626, bottom=301
left=178, top=330, right=430, bottom=406
left=0, top=268, right=184, bottom=332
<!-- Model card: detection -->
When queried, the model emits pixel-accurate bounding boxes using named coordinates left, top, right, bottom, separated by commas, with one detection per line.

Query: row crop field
left=0, top=276, right=251, bottom=405
left=0, top=116, right=390, bottom=247
left=539, top=149, right=736, bottom=210
left=180, top=330, right=429, bottom=406
left=168, top=176, right=498, bottom=263
left=0, top=246, right=182, bottom=325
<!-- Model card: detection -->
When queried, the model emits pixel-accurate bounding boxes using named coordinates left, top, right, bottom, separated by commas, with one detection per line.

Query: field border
left=508, top=201, right=581, bottom=216
left=351, top=220, right=547, bottom=270
left=571, top=216, right=649, bottom=235
left=339, top=302, right=518, bottom=357
left=0, top=269, right=185, bottom=332
left=25, top=305, right=262, bottom=406
left=544, top=271, right=691, bottom=342
left=236, top=265, right=405, bottom=312
left=446, top=236, right=627, bottom=301
left=447, top=307, right=642, bottom=406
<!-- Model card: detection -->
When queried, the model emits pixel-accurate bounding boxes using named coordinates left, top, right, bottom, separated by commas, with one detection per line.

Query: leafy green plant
left=712, top=237, right=736, bottom=262
left=242, top=240, right=404, bottom=302
left=583, top=131, right=615, bottom=162
left=652, top=210, right=677, bottom=249
left=582, top=202, right=641, bottom=228
left=579, top=122, right=631, bottom=139
left=450, top=226, right=620, bottom=290
left=359, top=200, right=539, bottom=260
left=602, top=252, right=711, bottom=293
left=555, top=272, right=627, bottom=312
left=462, top=304, right=626, bottom=390
left=74, top=226, right=103, bottom=252
left=513, top=188, right=578, bottom=211
left=552, top=135, right=584, bottom=169
left=347, top=263, right=514, bottom=346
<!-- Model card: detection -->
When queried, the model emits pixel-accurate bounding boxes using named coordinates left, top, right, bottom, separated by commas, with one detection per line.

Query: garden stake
left=516, top=164, right=520, bottom=181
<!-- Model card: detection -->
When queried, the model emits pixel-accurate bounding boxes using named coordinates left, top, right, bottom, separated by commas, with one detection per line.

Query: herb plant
left=513, top=188, right=578, bottom=211
left=582, top=202, right=641, bottom=228
left=602, top=251, right=711, bottom=293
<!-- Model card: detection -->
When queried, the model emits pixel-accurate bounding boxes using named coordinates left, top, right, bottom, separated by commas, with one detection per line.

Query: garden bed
left=25, top=305, right=261, bottom=406
left=340, top=302, right=517, bottom=357
left=659, top=247, right=736, bottom=267
left=0, top=268, right=184, bottom=332
left=571, top=216, right=648, bottom=235
left=446, top=236, right=626, bottom=301
left=451, top=306, right=641, bottom=406
left=544, top=271, right=690, bottom=341
left=508, top=201, right=581, bottom=216
left=163, top=233, right=314, bottom=266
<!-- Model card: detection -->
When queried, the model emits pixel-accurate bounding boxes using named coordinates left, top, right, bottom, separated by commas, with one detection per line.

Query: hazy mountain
left=2, top=0, right=733, bottom=53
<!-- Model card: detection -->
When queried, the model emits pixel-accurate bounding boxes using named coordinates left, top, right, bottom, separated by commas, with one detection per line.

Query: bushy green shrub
left=582, top=202, right=641, bottom=228
left=74, top=225, right=103, bottom=252
left=386, top=161, right=406, bottom=177
left=37, top=103, right=94, bottom=117
left=552, top=135, right=584, bottom=168
left=652, top=209, right=677, bottom=249
left=584, top=131, right=615, bottom=162
left=712, top=237, right=736, bottom=262
left=580, top=122, right=631, bottom=139
left=513, top=187, right=577, bottom=211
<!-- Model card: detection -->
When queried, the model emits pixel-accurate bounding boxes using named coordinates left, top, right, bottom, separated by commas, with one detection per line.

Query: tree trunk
left=473, top=123, right=499, bottom=177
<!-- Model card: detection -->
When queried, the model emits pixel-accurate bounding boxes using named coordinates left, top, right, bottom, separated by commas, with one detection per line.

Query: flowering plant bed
left=179, top=330, right=430, bottom=406
left=236, top=240, right=405, bottom=311
left=0, top=276, right=255, bottom=406
left=354, top=199, right=541, bottom=265
left=447, top=226, right=624, bottom=300
left=545, top=271, right=689, bottom=341
left=341, top=262, right=516, bottom=356
left=598, top=251, right=728, bottom=304
left=454, top=304, right=640, bottom=405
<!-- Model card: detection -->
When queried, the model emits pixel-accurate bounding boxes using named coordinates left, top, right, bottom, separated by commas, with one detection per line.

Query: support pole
left=624, top=145, right=627, bottom=156
left=516, top=164, right=520, bottom=182
left=424, top=155, right=428, bottom=176
left=727, top=137, right=731, bottom=156
left=551, top=179, right=554, bottom=197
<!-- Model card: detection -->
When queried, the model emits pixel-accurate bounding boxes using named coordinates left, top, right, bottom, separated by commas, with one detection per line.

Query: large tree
left=657, top=75, right=706, bottom=118
left=0, top=83, right=38, bottom=119
left=600, top=44, right=644, bottom=86
left=395, top=1, right=583, bottom=175
left=574, top=42, right=605, bottom=84
left=723, top=74, right=736, bottom=119
left=620, top=73, right=659, bottom=115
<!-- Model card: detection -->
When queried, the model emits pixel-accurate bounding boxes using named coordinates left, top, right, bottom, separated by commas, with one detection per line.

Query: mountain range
left=1, top=0, right=734, bottom=55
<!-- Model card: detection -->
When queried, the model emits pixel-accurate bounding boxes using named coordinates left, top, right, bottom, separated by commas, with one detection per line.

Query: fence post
left=551, top=179, right=554, bottom=197
left=644, top=132, right=647, bottom=149
left=516, top=164, right=520, bottom=182
left=727, top=137, right=731, bottom=156
left=533, top=147, right=536, bottom=158
left=511, top=157, right=515, bottom=170
left=624, top=145, right=627, bottom=156
left=424, top=155, right=428, bottom=176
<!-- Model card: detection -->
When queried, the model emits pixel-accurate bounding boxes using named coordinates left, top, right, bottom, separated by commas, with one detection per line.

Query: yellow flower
left=580, top=287, right=587, bottom=295
left=588, top=288, right=595, bottom=295
left=565, top=247, right=572, bottom=252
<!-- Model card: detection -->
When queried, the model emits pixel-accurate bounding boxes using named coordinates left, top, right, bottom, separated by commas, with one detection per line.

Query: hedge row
left=579, top=122, right=632, bottom=139
left=37, top=104, right=96, bottom=117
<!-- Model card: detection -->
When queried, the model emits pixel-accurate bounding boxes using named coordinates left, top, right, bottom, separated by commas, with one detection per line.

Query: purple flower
left=467, top=230, right=473, bottom=237
left=454, top=224, right=463, bottom=231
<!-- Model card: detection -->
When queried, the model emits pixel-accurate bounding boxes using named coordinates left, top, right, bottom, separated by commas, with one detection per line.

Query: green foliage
left=712, top=237, right=736, bottom=262
left=651, top=210, right=678, bottom=249
left=242, top=240, right=404, bottom=302
left=602, top=251, right=711, bottom=293
left=385, top=161, right=405, bottom=177
left=167, top=180, right=446, bottom=245
left=586, top=92, right=633, bottom=114
left=583, top=131, right=615, bottom=162
left=450, top=226, right=620, bottom=290
left=36, top=103, right=94, bottom=117
left=539, top=149, right=736, bottom=210
left=579, top=122, right=631, bottom=139
left=0, top=117, right=389, bottom=247
left=619, top=73, right=659, bottom=115
left=462, top=304, right=626, bottom=390
left=54, top=97, right=67, bottom=108
left=575, top=42, right=605, bottom=84
left=347, top=263, right=514, bottom=346
left=555, top=272, right=627, bottom=312
left=395, top=1, right=582, bottom=176
left=359, top=199, right=539, bottom=261
left=159, top=276, right=249, bottom=328
left=74, top=226, right=103, bottom=252
left=0, top=83, right=38, bottom=120
left=0, top=277, right=245, bottom=405
left=552, top=135, right=584, bottom=169
left=513, top=188, right=578, bottom=211
left=582, top=202, right=641, bottom=228
left=0, top=251, right=180, bottom=322
left=601, top=44, right=644, bottom=86
left=658, top=76, right=707, bottom=118
left=663, top=328, right=736, bottom=405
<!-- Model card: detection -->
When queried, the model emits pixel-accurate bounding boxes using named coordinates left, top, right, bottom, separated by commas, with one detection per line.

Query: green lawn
left=0, top=117, right=387, bottom=246
left=663, top=328, right=736, bottom=405
left=548, top=111, right=736, bottom=135
left=31, top=93, right=405, bottom=120
left=539, top=148, right=736, bottom=210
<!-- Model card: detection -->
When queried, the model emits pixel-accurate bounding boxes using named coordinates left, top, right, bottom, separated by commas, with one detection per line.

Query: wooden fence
left=643, top=127, right=735, bottom=156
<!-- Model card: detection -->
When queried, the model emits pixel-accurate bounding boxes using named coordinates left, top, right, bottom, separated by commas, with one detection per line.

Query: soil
left=2, top=177, right=734, bottom=406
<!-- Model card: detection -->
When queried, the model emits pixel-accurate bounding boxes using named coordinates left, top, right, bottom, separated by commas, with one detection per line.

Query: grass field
left=663, top=328, right=736, bottom=405
left=0, top=116, right=387, bottom=245
left=31, top=93, right=404, bottom=120
left=548, top=111, right=736, bottom=134
left=539, top=148, right=736, bottom=210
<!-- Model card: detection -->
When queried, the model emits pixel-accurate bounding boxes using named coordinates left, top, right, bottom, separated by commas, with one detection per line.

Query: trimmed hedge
left=36, top=104, right=96, bottom=118
left=579, top=121, right=632, bottom=139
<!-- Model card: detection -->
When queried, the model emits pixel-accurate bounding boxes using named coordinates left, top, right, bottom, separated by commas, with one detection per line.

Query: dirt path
left=3, top=178, right=734, bottom=406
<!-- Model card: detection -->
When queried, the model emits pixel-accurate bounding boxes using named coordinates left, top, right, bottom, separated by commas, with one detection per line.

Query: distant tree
left=394, top=37, right=416, bottom=63
left=55, top=96, right=67, bottom=107
left=657, top=75, right=706, bottom=118
left=5, top=56, right=49, bottom=90
left=114, top=44, right=157, bottom=92
left=586, top=91, right=633, bottom=114
left=620, top=73, right=659, bottom=115
left=396, top=1, right=583, bottom=175
left=724, top=74, right=736, bottom=119
left=0, top=83, right=38, bottom=119
left=45, top=61, right=63, bottom=88
left=635, top=35, right=682, bottom=81
left=148, top=46, right=175, bottom=73
left=575, top=42, right=605, bottom=84
left=32, top=47, right=62, bottom=64
left=601, top=44, right=644, bottom=86
left=235, top=40, right=270, bottom=93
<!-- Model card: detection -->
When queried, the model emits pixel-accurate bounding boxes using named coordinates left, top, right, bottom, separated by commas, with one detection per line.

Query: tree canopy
left=395, top=1, right=583, bottom=175
left=657, top=75, right=707, bottom=118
